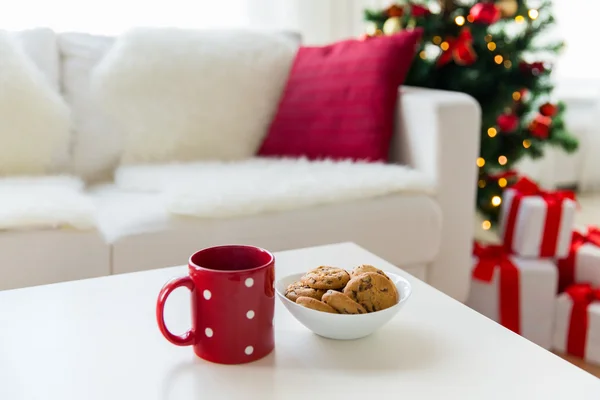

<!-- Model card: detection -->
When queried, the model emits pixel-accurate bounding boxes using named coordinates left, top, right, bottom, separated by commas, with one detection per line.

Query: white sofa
left=0, top=29, right=481, bottom=302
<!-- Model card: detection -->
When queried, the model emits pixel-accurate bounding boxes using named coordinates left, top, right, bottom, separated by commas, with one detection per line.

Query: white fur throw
left=115, top=158, right=435, bottom=218
left=0, top=176, right=96, bottom=230
left=91, top=28, right=298, bottom=165
left=0, top=30, right=71, bottom=175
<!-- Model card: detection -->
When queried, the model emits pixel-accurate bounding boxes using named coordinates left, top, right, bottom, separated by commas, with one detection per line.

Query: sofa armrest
left=391, top=86, right=481, bottom=302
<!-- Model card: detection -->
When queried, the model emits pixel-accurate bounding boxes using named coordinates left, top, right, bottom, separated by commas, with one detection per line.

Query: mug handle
left=156, top=276, right=196, bottom=346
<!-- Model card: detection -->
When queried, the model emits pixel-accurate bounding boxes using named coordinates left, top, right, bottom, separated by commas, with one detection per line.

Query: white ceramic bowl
left=276, top=271, right=412, bottom=340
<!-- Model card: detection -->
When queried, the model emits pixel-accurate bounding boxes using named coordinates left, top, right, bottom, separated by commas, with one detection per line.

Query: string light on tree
left=512, top=91, right=521, bottom=101
left=478, top=179, right=486, bottom=188
left=482, top=220, right=492, bottom=230
left=515, top=15, right=525, bottom=23
left=488, top=127, right=497, bottom=137
left=494, top=55, right=503, bottom=64
left=491, top=196, right=502, bottom=206
left=498, top=178, right=508, bottom=188
left=487, top=42, right=496, bottom=51
left=528, top=9, right=539, bottom=20
left=523, top=139, right=532, bottom=148
left=498, top=155, right=508, bottom=165
left=477, top=157, right=486, bottom=167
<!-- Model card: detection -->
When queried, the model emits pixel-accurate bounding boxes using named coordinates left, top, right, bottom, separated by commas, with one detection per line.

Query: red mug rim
left=188, top=244, right=274, bottom=274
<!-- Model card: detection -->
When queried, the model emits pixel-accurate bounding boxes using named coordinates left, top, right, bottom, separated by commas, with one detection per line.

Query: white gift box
left=553, top=290, right=600, bottom=365
left=467, top=255, right=557, bottom=349
left=572, top=244, right=600, bottom=287
left=500, top=187, right=576, bottom=258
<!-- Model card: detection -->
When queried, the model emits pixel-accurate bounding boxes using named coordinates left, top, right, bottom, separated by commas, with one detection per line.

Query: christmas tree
left=364, top=0, right=578, bottom=231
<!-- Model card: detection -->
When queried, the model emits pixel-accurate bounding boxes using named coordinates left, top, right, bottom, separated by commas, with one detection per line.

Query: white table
left=1, top=243, right=599, bottom=399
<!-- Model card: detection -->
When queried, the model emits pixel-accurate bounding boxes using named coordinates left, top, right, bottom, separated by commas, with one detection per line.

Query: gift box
left=557, top=226, right=600, bottom=293
left=466, top=243, right=557, bottom=349
left=553, top=283, right=600, bottom=365
left=499, top=177, right=576, bottom=259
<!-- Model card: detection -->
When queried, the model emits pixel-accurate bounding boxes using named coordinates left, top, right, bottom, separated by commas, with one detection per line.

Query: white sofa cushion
left=113, top=158, right=435, bottom=218
left=0, top=30, right=71, bottom=175
left=58, top=33, right=118, bottom=182
left=91, top=28, right=297, bottom=165
left=0, top=176, right=96, bottom=230
left=89, top=184, right=442, bottom=274
left=12, top=28, right=60, bottom=92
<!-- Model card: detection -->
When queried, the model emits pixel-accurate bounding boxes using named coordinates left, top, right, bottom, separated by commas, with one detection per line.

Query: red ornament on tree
left=518, top=88, right=528, bottom=101
left=539, top=102, right=558, bottom=117
left=411, top=4, right=431, bottom=17
left=529, top=115, right=552, bottom=139
left=497, top=113, right=519, bottom=133
left=437, top=27, right=477, bottom=67
left=519, top=61, right=546, bottom=76
left=386, top=4, right=404, bottom=17
left=469, top=3, right=501, bottom=25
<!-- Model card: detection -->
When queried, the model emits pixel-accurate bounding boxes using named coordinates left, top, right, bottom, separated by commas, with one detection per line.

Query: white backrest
left=58, top=33, right=119, bottom=183
left=57, top=30, right=301, bottom=183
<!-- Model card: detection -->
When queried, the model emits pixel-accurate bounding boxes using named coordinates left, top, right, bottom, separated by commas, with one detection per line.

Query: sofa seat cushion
left=89, top=184, right=442, bottom=275
left=0, top=176, right=97, bottom=230
left=114, top=158, right=435, bottom=219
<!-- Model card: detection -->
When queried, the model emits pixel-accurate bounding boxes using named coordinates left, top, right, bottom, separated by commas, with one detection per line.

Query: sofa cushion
left=0, top=176, right=96, bottom=230
left=258, top=30, right=422, bottom=161
left=0, top=31, right=71, bottom=175
left=91, top=28, right=298, bottom=165
left=58, top=33, right=118, bottom=182
left=113, top=158, right=435, bottom=218
left=89, top=184, right=441, bottom=274
left=12, top=28, right=60, bottom=91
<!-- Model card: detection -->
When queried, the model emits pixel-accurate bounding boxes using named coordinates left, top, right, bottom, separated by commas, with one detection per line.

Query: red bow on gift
left=509, top=177, right=576, bottom=203
left=437, top=27, right=477, bottom=67
left=565, top=283, right=600, bottom=358
left=573, top=226, right=600, bottom=248
left=503, top=177, right=576, bottom=257
left=472, top=243, right=520, bottom=334
left=557, top=226, right=600, bottom=292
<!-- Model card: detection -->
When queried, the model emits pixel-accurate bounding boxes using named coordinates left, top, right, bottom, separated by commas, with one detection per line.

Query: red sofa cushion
left=258, top=29, right=422, bottom=161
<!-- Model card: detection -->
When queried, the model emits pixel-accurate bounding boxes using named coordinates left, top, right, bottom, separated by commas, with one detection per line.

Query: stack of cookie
left=285, top=265, right=399, bottom=314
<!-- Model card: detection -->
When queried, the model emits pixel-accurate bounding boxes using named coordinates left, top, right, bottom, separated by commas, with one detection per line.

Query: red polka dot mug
left=156, top=245, right=275, bottom=364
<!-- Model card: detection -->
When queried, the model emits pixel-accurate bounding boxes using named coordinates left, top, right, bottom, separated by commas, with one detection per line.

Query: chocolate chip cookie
left=343, top=272, right=398, bottom=312
left=322, top=290, right=367, bottom=314
left=285, top=281, right=327, bottom=302
left=295, top=296, right=338, bottom=313
left=351, top=264, right=390, bottom=280
left=301, top=266, right=350, bottom=290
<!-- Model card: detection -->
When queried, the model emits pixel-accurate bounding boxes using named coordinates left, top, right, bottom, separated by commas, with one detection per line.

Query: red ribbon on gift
left=473, top=243, right=521, bottom=334
left=502, top=177, right=576, bottom=257
left=565, top=283, right=600, bottom=358
left=557, top=226, right=600, bottom=292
